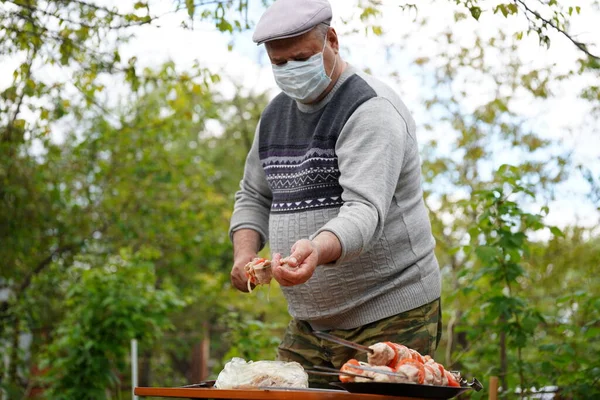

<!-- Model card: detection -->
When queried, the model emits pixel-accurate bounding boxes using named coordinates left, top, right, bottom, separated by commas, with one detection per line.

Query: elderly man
left=228, top=0, right=442, bottom=388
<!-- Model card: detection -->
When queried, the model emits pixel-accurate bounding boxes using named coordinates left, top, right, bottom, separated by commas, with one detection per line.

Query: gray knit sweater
left=229, top=65, right=441, bottom=331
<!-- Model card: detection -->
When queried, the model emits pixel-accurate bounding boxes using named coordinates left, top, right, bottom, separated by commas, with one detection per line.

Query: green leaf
left=360, top=6, right=381, bottom=21
left=475, top=246, right=500, bottom=264
left=495, top=4, right=508, bottom=17
left=469, top=6, right=482, bottom=20
left=550, top=226, right=565, bottom=238
left=185, top=0, right=195, bottom=18
left=584, top=327, right=600, bottom=339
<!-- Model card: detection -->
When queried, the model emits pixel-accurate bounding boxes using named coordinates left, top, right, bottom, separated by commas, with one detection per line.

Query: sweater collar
left=294, top=64, right=358, bottom=113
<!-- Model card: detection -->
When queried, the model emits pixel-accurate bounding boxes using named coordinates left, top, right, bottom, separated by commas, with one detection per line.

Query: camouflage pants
left=276, top=298, right=442, bottom=389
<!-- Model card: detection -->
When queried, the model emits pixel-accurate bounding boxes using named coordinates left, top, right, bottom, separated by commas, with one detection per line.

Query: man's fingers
left=287, top=240, right=314, bottom=266
left=274, top=264, right=311, bottom=285
left=231, top=276, right=248, bottom=292
left=280, top=266, right=307, bottom=280
left=291, top=247, right=309, bottom=263
left=231, top=273, right=248, bottom=292
left=274, top=270, right=300, bottom=286
left=272, top=260, right=299, bottom=286
left=231, top=263, right=252, bottom=292
left=282, top=256, right=298, bottom=267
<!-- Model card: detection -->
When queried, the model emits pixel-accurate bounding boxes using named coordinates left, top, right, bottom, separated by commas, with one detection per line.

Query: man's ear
left=328, top=27, right=340, bottom=53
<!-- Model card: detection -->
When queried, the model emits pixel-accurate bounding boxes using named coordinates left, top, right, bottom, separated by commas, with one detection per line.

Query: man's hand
left=272, top=239, right=319, bottom=286
left=230, top=252, right=256, bottom=292
left=231, top=229, right=262, bottom=293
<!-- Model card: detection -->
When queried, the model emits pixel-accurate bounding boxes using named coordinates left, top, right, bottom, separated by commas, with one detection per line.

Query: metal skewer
left=305, top=369, right=373, bottom=380
left=337, top=363, right=409, bottom=379
left=462, top=377, right=484, bottom=391
left=178, top=380, right=215, bottom=388
left=312, top=331, right=374, bottom=354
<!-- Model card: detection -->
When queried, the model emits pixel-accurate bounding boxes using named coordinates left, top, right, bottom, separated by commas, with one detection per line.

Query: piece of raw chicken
left=243, top=258, right=272, bottom=292
left=244, top=256, right=300, bottom=293
left=340, top=342, right=461, bottom=387
left=339, top=360, right=397, bottom=383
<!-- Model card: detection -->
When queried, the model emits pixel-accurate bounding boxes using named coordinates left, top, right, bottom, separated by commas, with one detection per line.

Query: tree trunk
left=190, top=321, right=210, bottom=383
left=499, top=323, right=508, bottom=392
left=7, top=316, right=20, bottom=389
left=200, top=321, right=210, bottom=381
left=190, top=342, right=202, bottom=383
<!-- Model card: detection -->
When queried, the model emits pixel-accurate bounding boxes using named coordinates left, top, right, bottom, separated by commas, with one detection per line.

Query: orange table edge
left=134, top=387, right=426, bottom=400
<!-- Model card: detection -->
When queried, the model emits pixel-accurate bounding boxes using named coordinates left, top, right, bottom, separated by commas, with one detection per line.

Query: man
left=228, top=0, right=442, bottom=388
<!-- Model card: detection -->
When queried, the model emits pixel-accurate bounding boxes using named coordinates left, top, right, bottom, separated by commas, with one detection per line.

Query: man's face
left=265, top=28, right=337, bottom=73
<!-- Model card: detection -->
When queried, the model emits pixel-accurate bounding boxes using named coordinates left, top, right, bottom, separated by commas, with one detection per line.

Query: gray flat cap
left=252, top=0, right=332, bottom=45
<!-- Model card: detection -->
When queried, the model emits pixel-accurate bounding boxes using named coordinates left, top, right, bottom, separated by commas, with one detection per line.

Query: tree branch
left=7, top=0, right=157, bottom=30
left=3, top=42, right=40, bottom=144
left=53, top=0, right=127, bottom=18
left=515, top=0, right=599, bottom=59
left=16, top=242, right=83, bottom=294
left=1, top=24, right=119, bottom=63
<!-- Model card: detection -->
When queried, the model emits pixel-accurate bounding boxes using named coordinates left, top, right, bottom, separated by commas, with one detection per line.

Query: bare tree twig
left=515, top=0, right=599, bottom=59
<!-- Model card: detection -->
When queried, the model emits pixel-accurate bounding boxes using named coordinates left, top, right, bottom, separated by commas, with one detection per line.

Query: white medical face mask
left=271, top=37, right=337, bottom=103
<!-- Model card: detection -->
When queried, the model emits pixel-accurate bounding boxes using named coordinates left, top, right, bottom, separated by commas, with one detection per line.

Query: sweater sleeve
left=228, top=121, right=272, bottom=250
left=311, top=97, right=412, bottom=264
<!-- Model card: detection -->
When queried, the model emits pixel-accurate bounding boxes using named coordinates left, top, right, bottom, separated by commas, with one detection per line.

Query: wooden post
left=489, top=376, right=499, bottom=400
left=190, top=321, right=211, bottom=383
left=191, top=342, right=202, bottom=383
left=200, top=321, right=210, bottom=381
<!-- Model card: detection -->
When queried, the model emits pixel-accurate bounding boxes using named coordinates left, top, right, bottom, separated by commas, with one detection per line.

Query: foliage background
left=1, top=0, right=599, bottom=399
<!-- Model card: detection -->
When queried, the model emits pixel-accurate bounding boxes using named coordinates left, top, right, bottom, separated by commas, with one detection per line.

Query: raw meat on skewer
left=341, top=341, right=462, bottom=387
